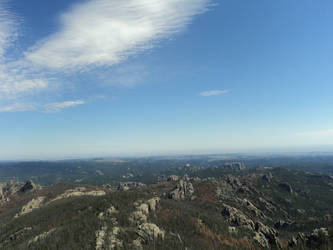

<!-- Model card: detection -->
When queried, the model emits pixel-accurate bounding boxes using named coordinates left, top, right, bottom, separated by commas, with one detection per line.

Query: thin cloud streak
left=0, top=102, right=36, bottom=112
left=200, top=89, right=229, bottom=97
left=44, top=100, right=85, bottom=112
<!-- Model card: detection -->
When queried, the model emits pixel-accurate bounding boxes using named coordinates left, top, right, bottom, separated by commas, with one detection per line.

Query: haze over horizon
left=0, top=0, right=332, bottom=160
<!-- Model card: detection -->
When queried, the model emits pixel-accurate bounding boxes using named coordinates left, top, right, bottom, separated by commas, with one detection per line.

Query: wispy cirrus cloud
left=25, top=0, right=211, bottom=71
left=0, top=102, right=36, bottom=112
left=0, top=100, right=85, bottom=113
left=0, top=0, right=211, bottom=112
left=200, top=89, right=229, bottom=97
left=0, top=0, right=17, bottom=61
left=0, top=1, right=49, bottom=100
left=44, top=100, right=85, bottom=112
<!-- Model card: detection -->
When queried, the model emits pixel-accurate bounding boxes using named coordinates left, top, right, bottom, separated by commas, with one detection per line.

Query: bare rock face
left=147, top=197, right=160, bottom=212
left=258, top=197, right=277, bottom=214
left=1, top=180, right=40, bottom=205
left=241, top=199, right=266, bottom=219
left=130, top=197, right=164, bottom=249
left=221, top=204, right=281, bottom=249
left=254, top=231, right=270, bottom=249
left=288, top=228, right=329, bottom=248
left=0, top=181, right=23, bottom=201
left=137, top=223, right=165, bottom=242
left=49, top=187, right=105, bottom=203
left=255, top=222, right=281, bottom=248
left=168, top=180, right=194, bottom=200
left=221, top=204, right=255, bottom=231
left=19, top=180, right=40, bottom=193
left=130, top=197, right=160, bottom=226
left=15, top=196, right=46, bottom=218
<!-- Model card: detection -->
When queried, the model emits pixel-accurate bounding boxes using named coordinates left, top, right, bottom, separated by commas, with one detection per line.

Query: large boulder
left=19, top=180, right=40, bottom=193
left=137, top=223, right=165, bottom=241
left=168, top=180, right=194, bottom=200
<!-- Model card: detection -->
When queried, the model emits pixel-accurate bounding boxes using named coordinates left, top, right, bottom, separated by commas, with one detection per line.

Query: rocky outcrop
left=95, top=206, right=122, bottom=250
left=288, top=228, right=329, bottom=248
left=221, top=204, right=281, bottom=249
left=167, top=175, right=179, bottom=182
left=117, top=182, right=146, bottom=191
left=130, top=197, right=160, bottom=225
left=15, top=187, right=105, bottom=218
left=15, top=196, right=46, bottom=218
left=279, top=183, right=293, bottom=194
left=168, top=180, right=194, bottom=200
left=262, top=172, right=273, bottom=182
left=224, top=162, right=246, bottom=170
left=0, top=181, right=22, bottom=201
left=137, top=223, right=165, bottom=241
left=253, top=231, right=270, bottom=248
left=130, top=197, right=164, bottom=249
left=221, top=204, right=255, bottom=231
left=258, top=197, right=277, bottom=214
left=241, top=199, right=266, bottom=219
left=255, top=222, right=281, bottom=248
left=49, top=187, right=106, bottom=203
left=274, top=220, right=292, bottom=229
left=28, top=229, right=56, bottom=245
left=1, top=180, right=39, bottom=205
left=19, top=180, right=40, bottom=193
left=147, top=197, right=160, bottom=212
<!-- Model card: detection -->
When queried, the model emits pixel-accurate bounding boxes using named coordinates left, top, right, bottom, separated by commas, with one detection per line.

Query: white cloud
left=44, top=100, right=85, bottom=112
left=0, top=102, right=36, bottom=112
left=0, top=0, right=211, bottom=111
left=0, top=67, right=49, bottom=97
left=200, top=89, right=229, bottom=97
left=0, top=2, right=49, bottom=99
left=25, top=0, right=210, bottom=71
left=0, top=1, right=17, bottom=61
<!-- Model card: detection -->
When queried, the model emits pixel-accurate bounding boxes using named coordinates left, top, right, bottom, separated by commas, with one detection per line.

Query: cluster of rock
left=95, top=205, right=122, bottom=250
left=221, top=203, right=281, bottom=249
left=14, top=187, right=106, bottom=218
left=117, top=182, right=146, bottom=191
left=215, top=175, right=254, bottom=201
left=0, top=180, right=40, bottom=204
left=223, top=162, right=246, bottom=170
left=130, top=197, right=165, bottom=249
left=167, top=175, right=179, bottom=182
left=28, top=229, right=56, bottom=246
left=15, top=196, right=46, bottom=218
left=168, top=179, right=195, bottom=200
left=288, top=228, right=329, bottom=248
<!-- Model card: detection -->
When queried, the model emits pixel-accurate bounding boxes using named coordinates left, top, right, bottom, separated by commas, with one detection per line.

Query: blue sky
left=0, top=0, right=332, bottom=160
